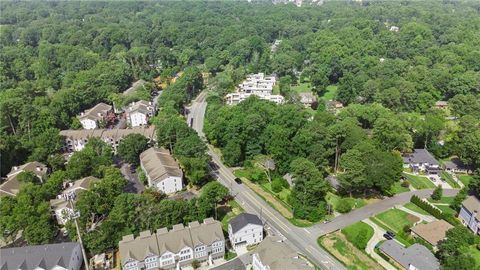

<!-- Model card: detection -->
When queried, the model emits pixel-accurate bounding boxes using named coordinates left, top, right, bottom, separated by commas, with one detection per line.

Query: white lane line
left=243, top=192, right=291, bottom=232
left=303, top=228, right=312, bottom=234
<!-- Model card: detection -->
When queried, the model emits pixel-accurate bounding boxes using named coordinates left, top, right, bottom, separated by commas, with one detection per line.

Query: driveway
left=210, top=253, right=251, bottom=270
left=120, top=163, right=144, bottom=194
left=362, top=219, right=396, bottom=270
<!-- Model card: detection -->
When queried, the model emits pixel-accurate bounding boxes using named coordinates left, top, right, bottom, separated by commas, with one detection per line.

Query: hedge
left=410, top=195, right=460, bottom=226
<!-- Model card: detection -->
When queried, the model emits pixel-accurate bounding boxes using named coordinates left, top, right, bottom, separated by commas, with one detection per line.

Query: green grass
left=428, top=196, right=455, bottom=204
left=404, top=202, right=430, bottom=215
left=262, top=182, right=291, bottom=203
left=375, top=209, right=418, bottom=232
left=326, top=192, right=367, bottom=212
left=402, top=173, right=436, bottom=189
left=272, top=84, right=280, bottom=95
left=318, top=236, right=373, bottom=270
left=459, top=175, right=473, bottom=186
left=341, top=222, right=374, bottom=250
left=440, top=172, right=460, bottom=188
left=390, top=181, right=410, bottom=194
left=435, top=205, right=456, bottom=215
left=320, top=85, right=338, bottom=101
left=220, top=200, right=244, bottom=231
left=224, top=250, right=237, bottom=260
left=291, top=82, right=312, bottom=93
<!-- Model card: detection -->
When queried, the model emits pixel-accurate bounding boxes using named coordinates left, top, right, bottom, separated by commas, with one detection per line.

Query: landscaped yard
left=320, top=85, right=338, bottom=101
left=435, top=205, right=456, bottom=215
left=318, top=233, right=383, bottom=270
left=404, top=202, right=430, bottom=215
left=220, top=200, right=244, bottom=231
left=373, top=209, right=420, bottom=233
left=341, top=222, right=374, bottom=250
left=402, top=173, right=436, bottom=189
left=389, top=181, right=410, bottom=194
left=291, top=82, right=312, bottom=93
left=262, top=182, right=291, bottom=203
left=326, top=192, right=368, bottom=212
left=428, top=196, right=455, bottom=205
left=459, top=175, right=473, bottom=186
left=440, top=171, right=460, bottom=188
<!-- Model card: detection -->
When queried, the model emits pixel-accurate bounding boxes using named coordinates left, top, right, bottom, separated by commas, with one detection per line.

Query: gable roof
left=403, top=149, right=439, bottom=166
left=7, top=161, right=48, bottom=178
left=0, top=242, right=81, bottom=270
left=379, top=240, right=439, bottom=270
left=140, top=147, right=183, bottom=185
left=443, top=158, right=473, bottom=171
left=189, top=218, right=225, bottom=247
left=119, top=230, right=159, bottom=263
left=63, top=176, right=99, bottom=196
left=462, top=196, right=480, bottom=215
left=229, top=213, right=263, bottom=234
left=0, top=178, right=21, bottom=197
left=410, top=220, right=453, bottom=246
left=126, top=100, right=154, bottom=115
left=78, top=103, right=112, bottom=121
left=255, top=236, right=313, bottom=270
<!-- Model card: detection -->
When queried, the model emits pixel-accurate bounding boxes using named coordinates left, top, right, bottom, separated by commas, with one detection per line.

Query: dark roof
left=229, top=213, right=263, bottom=234
left=0, top=242, right=82, bottom=270
left=403, top=149, right=439, bottom=166
left=379, top=240, right=439, bottom=270
left=444, top=158, right=473, bottom=171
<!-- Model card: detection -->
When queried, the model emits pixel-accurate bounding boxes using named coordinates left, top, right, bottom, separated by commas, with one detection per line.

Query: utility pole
left=67, top=193, right=89, bottom=270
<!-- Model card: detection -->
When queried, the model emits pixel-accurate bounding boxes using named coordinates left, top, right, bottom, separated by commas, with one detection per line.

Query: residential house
left=326, top=100, right=344, bottom=114
left=443, top=158, right=473, bottom=174
left=0, top=161, right=48, bottom=197
left=390, top=26, right=400, bottom=32
left=0, top=242, right=83, bottom=270
left=379, top=240, right=439, bottom=270
left=403, top=149, right=440, bottom=175
left=59, top=127, right=155, bottom=153
left=434, top=101, right=448, bottom=110
left=459, top=195, right=480, bottom=234
left=225, top=73, right=284, bottom=105
left=228, top=213, right=263, bottom=251
left=140, top=147, right=183, bottom=195
left=78, top=103, right=113, bottom=129
left=50, top=176, right=99, bottom=225
left=298, top=92, right=317, bottom=108
left=252, top=236, right=314, bottom=270
left=271, top=39, right=282, bottom=53
left=125, top=100, right=155, bottom=127
left=119, top=218, right=225, bottom=270
left=410, top=220, right=453, bottom=249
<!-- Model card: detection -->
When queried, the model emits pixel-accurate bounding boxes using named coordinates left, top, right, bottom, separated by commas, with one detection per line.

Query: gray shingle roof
left=379, top=240, right=439, bottom=270
left=403, top=149, right=439, bottom=166
left=462, top=196, right=480, bottom=215
left=0, top=242, right=82, bottom=270
left=140, top=147, right=183, bottom=185
left=229, top=213, right=262, bottom=234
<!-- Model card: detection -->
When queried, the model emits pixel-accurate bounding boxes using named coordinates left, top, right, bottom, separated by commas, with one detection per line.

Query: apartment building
left=0, top=161, right=48, bottom=197
left=78, top=103, right=113, bottom=130
left=119, top=218, right=225, bottom=270
left=225, top=73, right=284, bottom=105
left=125, top=100, right=155, bottom=127
left=139, top=147, right=183, bottom=195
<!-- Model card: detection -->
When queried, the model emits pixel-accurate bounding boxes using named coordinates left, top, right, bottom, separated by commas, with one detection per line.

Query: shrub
left=403, top=224, right=411, bottom=233
left=336, top=198, right=353, bottom=213
left=431, top=185, right=443, bottom=201
left=192, top=260, right=200, bottom=269
left=307, top=202, right=327, bottom=222
left=401, top=180, right=410, bottom=188
left=271, top=178, right=283, bottom=193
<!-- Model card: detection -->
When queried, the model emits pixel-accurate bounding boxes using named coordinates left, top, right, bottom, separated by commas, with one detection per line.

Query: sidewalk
left=362, top=219, right=396, bottom=270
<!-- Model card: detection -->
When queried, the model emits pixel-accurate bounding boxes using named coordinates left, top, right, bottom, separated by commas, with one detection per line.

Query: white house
left=139, top=147, right=183, bottom=195
left=459, top=195, right=480, bottom=234
left=252, top=236, right=314, bottom=270
left=228, top=213, right=263, bottom=251
left=0, top=161, right=48, bottom=197
left=78, top=103, right=113, bottom=130
left=125, top=100, right=155, bottom=127
left=119, top=218, right=225, bottom=270
left=225, top=73, right=284, bottom=105
left=50, top=176, right=99, bottom=225
left=1, top=242, right=83, bottom=270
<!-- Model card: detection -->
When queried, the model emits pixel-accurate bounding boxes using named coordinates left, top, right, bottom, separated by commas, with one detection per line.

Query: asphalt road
left=187, top=92, right=460, bottom=270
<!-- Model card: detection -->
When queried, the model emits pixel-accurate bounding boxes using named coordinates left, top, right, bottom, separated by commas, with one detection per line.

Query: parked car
left=323, top=220, right=331, bottom=224
left=383, top=233, right=394, bottom=240
left=234, top=177, right=242, bottom=184
left=386, top=231, right=396, bottom=237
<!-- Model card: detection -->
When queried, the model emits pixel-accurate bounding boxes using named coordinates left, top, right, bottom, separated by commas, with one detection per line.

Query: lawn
left=262, top=182, right=291, bottom=203
left=341, top=222, right=374, bottom=250
left=318, top=233, right=383, bottom=270
left=459, top=175, right=473, bottom=186
left=291, top=82, right=312, bottom=93
left=320, top=85, right=338, bottom=101
left=404, top=202, right=430, bottom=215
left=220, top=200, right=244, bottom=231
left=374, top=209, right=419, bottom=232
left=428, top=196, right=455, bottom=205
left=440, top=172, right=460, bottom=188
left=326, top=192, right=367, bottom=212
left=402, top=173, right=436, bottom=189
left=389, top=181, right=410, bottom=194
left=224, top=250, right=237, bottom=261
left=435, top=205, right=456, bottom=215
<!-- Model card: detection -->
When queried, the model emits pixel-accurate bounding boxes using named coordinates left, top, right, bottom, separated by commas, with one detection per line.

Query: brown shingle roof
left=462, top=196, right=480, bottom=214
left=255, top=236, right=314, bottom=270
left=78, top=103, right=112, bottom=121
left=140, top=147, right=182, bottom=185
left=410, top=220, right=453, bottom=246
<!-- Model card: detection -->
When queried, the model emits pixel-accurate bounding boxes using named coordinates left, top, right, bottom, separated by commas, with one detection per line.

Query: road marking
left=303, top=228, right=311, bottom=234
left=243, top=192, right=291, bottom=232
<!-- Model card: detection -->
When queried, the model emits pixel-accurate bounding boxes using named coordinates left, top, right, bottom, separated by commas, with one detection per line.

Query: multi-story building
left=225, top=73, right=284, bottom=105
left=1, top=242, right=83, bottom=270
left=0, top=161, right=48, bottom=197
left=125, top=100, right=155, bottom=127
left=78, top=103, right=113, bottom=129
left=252, top=236, right=314, bottom=270
left=228, top=213, right=263, bottom=251
left=59, top=127, right=155, bottom=153
left=119, top=218, right=225, bottom=270
left=140, top=147, right=183, bottom=195
left=50, top=176, right=99, bottom=225
left=403, top=149, right=440, bottom=175
left=459, top=195, right=480, bottom=234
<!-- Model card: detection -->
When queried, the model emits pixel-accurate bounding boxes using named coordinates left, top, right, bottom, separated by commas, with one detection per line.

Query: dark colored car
left=383, top=233, right=393, bottom=240
left=386, top=231, right=396, bottom=237
left=130, top=165, right=136, bottom=173
left=234, top=177, right=242, bottom=184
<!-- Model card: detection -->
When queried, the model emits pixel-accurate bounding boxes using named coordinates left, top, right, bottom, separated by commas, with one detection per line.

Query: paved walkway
left=362, top=219, right=396, bottom=270
left=397, top=205, right=437, bottom=223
